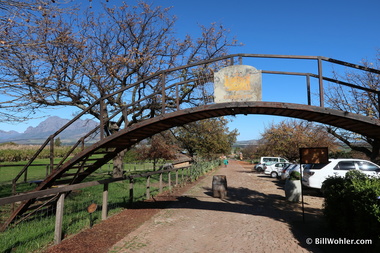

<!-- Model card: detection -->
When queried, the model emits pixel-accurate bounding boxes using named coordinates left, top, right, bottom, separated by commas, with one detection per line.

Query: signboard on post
left=299, top=147, right=328, bottom=223
left=214, top=65, right=262, bottom=103
left=299, top=147, right=329, bottom=164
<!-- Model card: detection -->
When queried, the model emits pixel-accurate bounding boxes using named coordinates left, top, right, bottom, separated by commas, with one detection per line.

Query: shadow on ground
left=131, top=177, right=378, bottom=253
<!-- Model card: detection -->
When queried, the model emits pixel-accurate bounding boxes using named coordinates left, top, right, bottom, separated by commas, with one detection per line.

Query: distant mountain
left=233, top=139, right=259, bottom=148
left=0, top=116, right=259, bottom=146
left=0, top=116, right=98, bottom=144
left=0, top=130, right=21, bottom=140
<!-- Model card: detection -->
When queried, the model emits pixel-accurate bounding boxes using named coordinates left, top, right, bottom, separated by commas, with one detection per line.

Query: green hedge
left=322, top=170, right=380, bottom=243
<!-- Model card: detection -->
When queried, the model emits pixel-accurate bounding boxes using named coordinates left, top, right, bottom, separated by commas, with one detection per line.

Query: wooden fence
left=0, top=163, right=201, bottom=245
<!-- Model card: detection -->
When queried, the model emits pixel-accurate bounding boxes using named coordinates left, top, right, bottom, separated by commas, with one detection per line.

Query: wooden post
left=168, top=172, right=172, bottom=191
left=159, top=173, right=163, bottom=194
left=80, top=137, right=85, bottom=151
left=146, top=176, right=150, bottom=199
left=306, top=74, right=311, bottom=106
left=129, top=178, right=134, bottom=204
left=23, top=166, right=28, bottom=183
left=50, top=137, right=54, bottom=173
left=102, top=183, right=108, bottom=220
left=11, top=179, right=16, bottom=211
left=175, top=170, right=179, bottom=186
left=54, top=193, right=65, bottom=245
left=317, top=57, right=324, bottom=107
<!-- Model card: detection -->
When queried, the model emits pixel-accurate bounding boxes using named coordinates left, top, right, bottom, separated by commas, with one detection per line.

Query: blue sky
left=167, top=0, right=380, bottom=140
left=1, top=0, right=379, bottom=141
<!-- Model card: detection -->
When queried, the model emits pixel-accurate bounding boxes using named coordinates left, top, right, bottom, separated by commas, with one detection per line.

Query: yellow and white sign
left=214, top=65, right=262, bottom=103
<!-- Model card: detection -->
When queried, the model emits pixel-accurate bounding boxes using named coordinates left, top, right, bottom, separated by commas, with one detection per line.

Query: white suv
left=302, top=158, right=380, bottom=189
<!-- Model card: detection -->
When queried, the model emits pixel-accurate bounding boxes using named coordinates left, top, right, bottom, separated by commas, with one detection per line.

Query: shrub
left=289, top=171, right=300, bottom=181
left=322, top=170, right=380, bottom=243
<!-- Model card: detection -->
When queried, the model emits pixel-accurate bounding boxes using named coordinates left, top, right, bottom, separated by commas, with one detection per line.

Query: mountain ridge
left=0, top=116, right=98, bottom=144
left=0, top=116, right=258, bottom=146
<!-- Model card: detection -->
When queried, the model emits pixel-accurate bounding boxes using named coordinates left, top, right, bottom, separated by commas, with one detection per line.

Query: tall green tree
left=174, top=117, right=238, bottom=160
left=135, top=132, right=178, bottom=171
left=257, top=120, right=338, bottom=161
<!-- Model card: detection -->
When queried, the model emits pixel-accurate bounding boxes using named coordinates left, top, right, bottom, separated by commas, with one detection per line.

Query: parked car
left=280, top=164, right=298, bottom=180
left=302, top=158, right=380, bottom=189
left=254, top=157, right=289, bottom=172
left=264, top=162, right=290, bottom=178
left=254, top=161, right=279, bottom=172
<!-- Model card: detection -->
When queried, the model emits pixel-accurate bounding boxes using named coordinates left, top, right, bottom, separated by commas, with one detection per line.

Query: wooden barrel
left=212, top=175, right=227, bottom=199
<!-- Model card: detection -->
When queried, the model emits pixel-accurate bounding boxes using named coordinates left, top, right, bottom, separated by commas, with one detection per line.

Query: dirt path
left=108, top=160, right=325, bottom=252
left=46, top=160, right=379, bottom=252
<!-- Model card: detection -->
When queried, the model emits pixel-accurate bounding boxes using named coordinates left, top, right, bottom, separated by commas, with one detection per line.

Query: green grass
left=0, top=160, right=218, bottom=252
left=0, top=159, right=51, bottom=184
left=0, top=178, right=134, bottom=253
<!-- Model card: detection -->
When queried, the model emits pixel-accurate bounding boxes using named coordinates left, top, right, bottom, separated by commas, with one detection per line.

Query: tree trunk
left=112, top=151, right=125, bottom=178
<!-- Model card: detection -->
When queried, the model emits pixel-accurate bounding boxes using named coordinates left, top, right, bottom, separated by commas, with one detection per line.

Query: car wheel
left=270, top=171, right=277, bottom=178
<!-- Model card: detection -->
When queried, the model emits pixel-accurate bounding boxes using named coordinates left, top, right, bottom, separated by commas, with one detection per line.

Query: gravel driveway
left=109, top=160, right=325, bottom=253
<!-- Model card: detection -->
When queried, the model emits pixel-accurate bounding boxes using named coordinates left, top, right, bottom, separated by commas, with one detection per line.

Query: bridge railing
left=11, top=54, right=380, bottom=194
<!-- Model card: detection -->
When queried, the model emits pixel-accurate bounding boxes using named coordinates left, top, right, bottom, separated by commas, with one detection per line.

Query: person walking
left=223, top=158, right=228, bottom=167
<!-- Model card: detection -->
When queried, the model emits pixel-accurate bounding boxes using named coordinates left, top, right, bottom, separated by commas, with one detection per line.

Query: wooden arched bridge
left=2, top=53, right=380, bottom=230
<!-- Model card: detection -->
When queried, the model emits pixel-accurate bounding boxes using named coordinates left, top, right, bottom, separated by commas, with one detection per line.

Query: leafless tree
left=325, top=51, right=380, bottom=162
left=0, top=0, right=69, bottom=121
left=0, top=1, right=236, bottom=119
left=0, top=1, right=238, bottom=176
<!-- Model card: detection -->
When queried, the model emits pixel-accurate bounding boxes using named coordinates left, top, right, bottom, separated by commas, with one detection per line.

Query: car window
left=263, top=158, right=278, bottom=163
left=280, top=158, right=286, bottom=162
left=356, top=161, right=380, bottom=171
left=334, top=161, right=355, bottom=170
left=303, top=163, right=328, bottom=170
left=303, top=164, right=312, bottom=170
left=312, top=163, right=329, bottom=169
